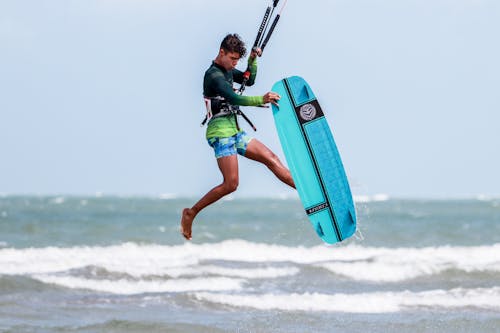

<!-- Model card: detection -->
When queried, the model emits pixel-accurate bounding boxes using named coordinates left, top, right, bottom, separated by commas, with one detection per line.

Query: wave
left=1, top=241, right=499, bottom=285
left=33, top=275, right=243, bottom=294
left=161, top=265, right=299, bottom=279
left=476, top=194, right=500, bottom=201
left=158, top=193, right=178, bottom=200
left=315, top=244, right=500, bottom=282
left=193, top=287, right=500, bottom=313
left=354, top=194, right=390, bottom=203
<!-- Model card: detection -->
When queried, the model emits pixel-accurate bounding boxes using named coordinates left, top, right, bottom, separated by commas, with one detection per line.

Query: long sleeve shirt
left=203, top=57, right=263, bottom=139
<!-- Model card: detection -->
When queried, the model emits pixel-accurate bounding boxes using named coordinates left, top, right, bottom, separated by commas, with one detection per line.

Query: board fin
left=314, top=222, right=325, bottom=238
left=287, top=76, right=314, bottom=105
left=299, top=86, right=310, bottom=101
left=348, top=209, right=356, bottom=226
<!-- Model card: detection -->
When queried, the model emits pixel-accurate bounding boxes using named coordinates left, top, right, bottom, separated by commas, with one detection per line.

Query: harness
left=201, top=96, right=257, bottom=131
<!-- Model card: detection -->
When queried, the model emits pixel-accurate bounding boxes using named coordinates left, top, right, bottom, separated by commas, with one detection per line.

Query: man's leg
left=181, top=155, right=239, bottom=240
left=244, top=139, right=295, bottom=189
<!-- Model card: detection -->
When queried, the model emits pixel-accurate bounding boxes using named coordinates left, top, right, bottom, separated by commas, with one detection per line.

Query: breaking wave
left=0, top=241, right=499, bottom=295
left=194, top=287, right=500, bottom=313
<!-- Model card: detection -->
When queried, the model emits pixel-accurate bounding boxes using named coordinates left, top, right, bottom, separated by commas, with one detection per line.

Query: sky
left=1, top=0, right=499, bottom=198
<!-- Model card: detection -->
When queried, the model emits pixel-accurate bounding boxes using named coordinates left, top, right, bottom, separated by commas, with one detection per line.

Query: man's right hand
left=263, top=92, right=280, bottom=107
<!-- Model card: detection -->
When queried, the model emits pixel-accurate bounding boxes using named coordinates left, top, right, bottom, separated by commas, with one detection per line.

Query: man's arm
left=245, top=56, right=258, bottom=87
left=233, top=49, right=259, bottom=86
left=209, top=70, right=264, bottom=106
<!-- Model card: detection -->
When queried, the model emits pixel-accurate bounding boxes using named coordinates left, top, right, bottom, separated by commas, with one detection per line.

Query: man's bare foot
left=180, top=208, right=195, bottom=240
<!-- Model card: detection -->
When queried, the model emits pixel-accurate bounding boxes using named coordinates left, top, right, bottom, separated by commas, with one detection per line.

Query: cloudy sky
left=1, top=0, right=499, bottom=198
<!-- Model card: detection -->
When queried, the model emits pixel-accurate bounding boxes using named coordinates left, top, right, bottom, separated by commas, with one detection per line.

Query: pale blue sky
left=1, top=0, right=499, bottom=198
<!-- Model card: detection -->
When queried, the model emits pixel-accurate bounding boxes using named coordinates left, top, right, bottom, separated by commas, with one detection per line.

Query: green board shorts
left=207, top=131, right=253, bottom=159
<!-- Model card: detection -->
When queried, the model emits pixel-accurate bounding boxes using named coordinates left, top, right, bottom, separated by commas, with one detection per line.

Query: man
left=180, top=33, right=295, bottom=240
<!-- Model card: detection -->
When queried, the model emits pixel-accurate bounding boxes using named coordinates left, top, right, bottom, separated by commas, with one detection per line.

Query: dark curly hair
left=220, top=33, right=247, bottom=58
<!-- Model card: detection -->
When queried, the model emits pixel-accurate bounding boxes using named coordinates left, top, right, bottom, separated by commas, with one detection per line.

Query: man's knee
left=223, top=178, right=238, bottom=193
left=265, top=152, right=281, bottom=168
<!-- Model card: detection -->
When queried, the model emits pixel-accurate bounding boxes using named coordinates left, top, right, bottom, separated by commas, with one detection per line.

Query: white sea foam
left=158, top=193, right=177, bottom=200
left=194, top=287, right=500, bottom=313
left=162, top=265, right=299, bottom=279
left=476, top=194, right=500, bottom=201
left=1, top=241, right=499, bottom=283
left=0, top=243, right=198, bottom=276
left=316, top=244, right=500, bottom=282
left=354, top=194, right=390, bottom=203
left=34, top=275, right=243, bottom=294
left=50, top=196, right=65, bottom=204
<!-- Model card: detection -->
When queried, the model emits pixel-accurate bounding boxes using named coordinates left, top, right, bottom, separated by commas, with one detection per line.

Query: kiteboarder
left=180, top=33, right=295, bottom=240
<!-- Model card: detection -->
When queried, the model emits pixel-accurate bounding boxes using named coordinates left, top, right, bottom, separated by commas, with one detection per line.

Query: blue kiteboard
left=271, top=76, right=356, bottom=244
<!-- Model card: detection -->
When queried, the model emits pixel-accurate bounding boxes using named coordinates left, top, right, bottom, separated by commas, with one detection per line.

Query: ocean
left=0, top=195, right=499, bottom=332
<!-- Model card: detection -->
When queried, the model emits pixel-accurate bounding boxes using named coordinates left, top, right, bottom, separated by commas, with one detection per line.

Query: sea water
left=0, top=195, right=499, bottom=332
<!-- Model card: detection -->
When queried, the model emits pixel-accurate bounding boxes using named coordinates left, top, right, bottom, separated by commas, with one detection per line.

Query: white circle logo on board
left=299, top=103, right=317, bottom=121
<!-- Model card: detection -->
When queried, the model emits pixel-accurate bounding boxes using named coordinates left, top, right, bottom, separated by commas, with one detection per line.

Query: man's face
left=218, top=49, right=241, bottom=71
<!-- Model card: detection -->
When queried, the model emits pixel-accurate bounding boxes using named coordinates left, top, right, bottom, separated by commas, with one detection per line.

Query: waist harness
left=201, top=96, right=256, bottom=131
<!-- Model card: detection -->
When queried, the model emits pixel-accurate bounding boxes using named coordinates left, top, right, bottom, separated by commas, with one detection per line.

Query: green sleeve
left=209, top=70, right=264, bottom=106
left=232, top=57, right=258, bottom=86
left=245, top=56, right=258, bottom=86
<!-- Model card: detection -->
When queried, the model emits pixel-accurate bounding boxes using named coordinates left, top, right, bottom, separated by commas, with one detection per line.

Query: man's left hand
left=250, top=47, right=263, bottom=59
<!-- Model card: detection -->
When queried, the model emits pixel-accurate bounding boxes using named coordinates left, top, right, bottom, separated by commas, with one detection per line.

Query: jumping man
left=180, top=34, right=295, bottom=240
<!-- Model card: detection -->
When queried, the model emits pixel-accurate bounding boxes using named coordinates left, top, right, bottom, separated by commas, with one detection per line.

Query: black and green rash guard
left=203, top=57, right=264, bottom=139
